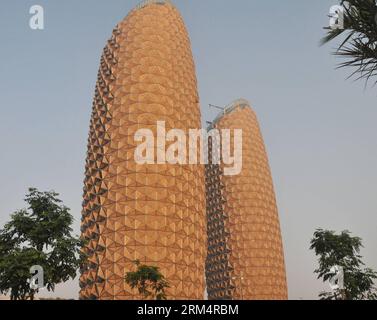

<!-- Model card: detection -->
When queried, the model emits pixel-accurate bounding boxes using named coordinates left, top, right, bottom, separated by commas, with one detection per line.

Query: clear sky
left=0, top=0, right=376, bottom=300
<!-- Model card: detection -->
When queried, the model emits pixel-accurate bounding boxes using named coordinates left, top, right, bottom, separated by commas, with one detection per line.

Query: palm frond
left=321, top=0, right=377, bottom=85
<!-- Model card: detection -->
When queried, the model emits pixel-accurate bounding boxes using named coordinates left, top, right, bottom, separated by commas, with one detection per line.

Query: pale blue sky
left=0, top=0, right=376, bottom=300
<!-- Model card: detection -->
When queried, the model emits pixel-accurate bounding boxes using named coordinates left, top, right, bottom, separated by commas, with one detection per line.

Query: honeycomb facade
left=80, top=0, right=206, bottom=300
left=205, top=99, right=288, bottom=300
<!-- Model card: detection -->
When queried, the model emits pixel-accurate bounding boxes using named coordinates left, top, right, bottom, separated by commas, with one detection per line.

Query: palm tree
left=322, top=0, right=377, bottom=84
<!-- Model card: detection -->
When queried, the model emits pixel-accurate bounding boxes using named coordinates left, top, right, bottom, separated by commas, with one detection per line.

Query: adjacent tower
left=205, top=99, right=288, bottom=300
left=80, top=0, right=206, bottom=300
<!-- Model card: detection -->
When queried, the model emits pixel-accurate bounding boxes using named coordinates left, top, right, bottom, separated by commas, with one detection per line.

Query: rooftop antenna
left=209, top=104, right=225, bottom=111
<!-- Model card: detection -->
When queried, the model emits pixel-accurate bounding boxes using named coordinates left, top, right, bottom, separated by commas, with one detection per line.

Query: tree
left=321, top=0, right=377, bottom=85
left=125, top=260, right=170, bottom=300
left=310, top=228, right=377, bottom=300
left=0, top=188, right=84, bottom=300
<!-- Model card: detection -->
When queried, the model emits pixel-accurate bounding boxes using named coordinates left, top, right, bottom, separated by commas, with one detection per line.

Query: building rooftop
left=134, top=0, right=173, bottom=10
left=208, top=98, right=251, bottom=130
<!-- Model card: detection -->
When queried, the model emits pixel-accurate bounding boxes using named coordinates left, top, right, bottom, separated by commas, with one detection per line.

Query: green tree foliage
left=322, top=0, right=377, bottom=84
left=0, top=188, right=84, bottom=300
left=125, top=260, right=170, bottom=300
left=310, top=228, right=377, bottom=300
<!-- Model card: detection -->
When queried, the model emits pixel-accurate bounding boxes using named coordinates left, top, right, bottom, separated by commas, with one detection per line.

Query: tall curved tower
left=205, top=99, right=287, bottom=300
left=80, top=0, right=206, bottom=300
